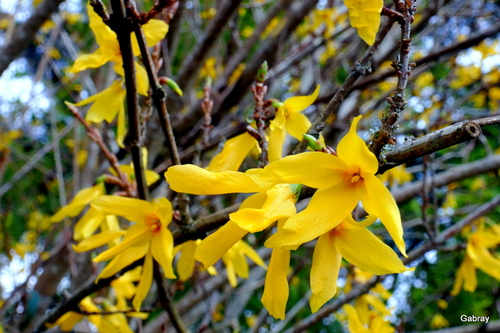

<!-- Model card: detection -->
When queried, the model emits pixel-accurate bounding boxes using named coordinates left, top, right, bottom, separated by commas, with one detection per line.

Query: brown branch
left=369, top=0, right=416, bottom=158
left=141, top=0, right=176, bottom=23
left=0, top=0, right=66, bottom=76
left=129, top=2, right=191, bottom=224
left=379, top=120, right=482, bottom=173
left=109, top=0, right=149, bottom=201
left=293, top=18, right=396, bottom=154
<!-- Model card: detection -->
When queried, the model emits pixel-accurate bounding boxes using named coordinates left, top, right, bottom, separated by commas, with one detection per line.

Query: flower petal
left=360, top=173, right=405, bottom=256
left=467, top=242, right=500, bottom=280
left=237, top=241, right=266, bottom=268
left=195, top=221, right=248, bottom=268
left=80, top=81, right=126, bottom=124
left=93, top=224, right=150, bottom=262
left=254, top=152, right=347, bottom=189
left=165, top=164, right=266, bottom=194
left=143, top=19, right=169, bottom=47
left=230, top=247, right=250, bottom=279
left=230, top=185, right=296, bottom=233
left=310, top=231, right=342, bottom=313
left=133, top=252, right=153, bottom=311
left=206, top=133, right=258, bottom=172
left=265, top=182, right=359, bottom=248
left=337, top=115, right=378, bottom=174
left=286, top=112, right=311, bottom=141
left=176, top=240, right=197, bottom=281
left=96, top=238, right=149, bottom=280
left=91, top=196, right=154, bottom=224
left=270, top=107, right=286, bottom=130
left=344, top=304, right=370, bottom=333
left=50, top=184, right=104, bottom=222
left=335, top=222, right=411, bottom=275
left=68, top=50, right=113, bottom=73
left=116, top=97, right=126, bottom=148
left=344, top=0, right=382, bottom=45
left=153, top=197, right=173, bottom=227
left=150, top=227, right=176, bottom=278
left=261, top=245, right=290, bottom=320
left=283, top=85, right=320, bottom=114
left=268, top=125, right=287, bottom=162
left=73, top=230, right=126, bottom=253
left=135, top=62, right=149, bottom=96
left=450, top=255, right=476, bottom=295
left=69, top=207, right=103, bottom=241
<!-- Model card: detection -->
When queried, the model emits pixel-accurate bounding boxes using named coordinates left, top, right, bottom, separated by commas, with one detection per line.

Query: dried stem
left=67, top=104, right=134, bottom=196
left=201, top=78, right=214, bottom=145
left=251, top=63, right=269, bottom=167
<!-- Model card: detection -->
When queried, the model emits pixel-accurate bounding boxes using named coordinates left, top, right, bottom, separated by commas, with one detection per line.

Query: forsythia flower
left=268, top=85, right=320, bottom=161
left=343, top=303, right=395, bottom=333
left=430, top=313, right=450, bottom=329
left=75, top=196, right=175, bottom=310
left=222, top=240, right=267, bottom=287
left=451, top=224, right=500, bottom=295
left=260, top=115, right=406, bottom=257
left=50, top=183, right=105, bottom=222
left=173, top=240, right=217, bottom=281
left=343, top=0, right=383, bottom=45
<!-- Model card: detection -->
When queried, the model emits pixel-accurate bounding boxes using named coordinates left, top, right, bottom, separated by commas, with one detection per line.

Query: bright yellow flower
left=430, top=313, right=449, bottom=329
left=268, top=85, right=321, bottom=161
left=260, top=116, right=406, bottom=257
left=110, top=266, right=142, bottom=309
left=308, top=216, right=411, bottom=312
left=50, top=183, right=105, bottom=222
left=451, top=225, right=500, bottom=295
left=173, top=239, right=217, bottom=281
left=82, top=196, right=176, bottom=310
left=377, top=165, right=413, bottom=187
left=343, top=0, right=383, bottom=45
left=222, top=240, right=266, bottom=287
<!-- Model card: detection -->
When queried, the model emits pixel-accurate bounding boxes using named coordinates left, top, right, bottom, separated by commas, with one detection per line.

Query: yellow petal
left=116, top=98, right=126, bottom=148
left=145, top=170, right=161, bottom=185
left=343, top=0, right=383, bottom=45
left=50, top=183, right=104, bottom=222
left=224, top=253, right=237, bottom=287
left=230, top=185, right=296, bottom=233
left=337, top=115, right=378, bottom=174
left=78, top=81, right=126, bottom=124
left=451, top=255, right=476, bottom=295
left=310, top=231, right=342, bottom=313
left=150, top=227, right=176, bottom=278
left=206, top=133, right=258, bottom=172
left=360, top=173, right=405, bottom=256
left=335, top=222, right=411, bottom=275
left=73, top=207, right=104, bottom=241
left=96, top=238, right=149, bottom=280
left=270, top=107, right=286, bottom=130
left=195, top=221, right=248, bottom=268
left=467, top=242, right=500, bottom=280
left=176, top=240, right=197, bottom=281
left=152, top=197, right=173, bottom=227
left=237, top=240, right=267, bottom=268
left=265, top=182, right=359, bottom=248
left=133, top=252, right=153, bottom=311
left=72, top=230, right=126, bottom=252
left=283, top=85, right=320, bottom=114
left=268, top=125, right=287, bottom=162
left=50, top=311, right=84, bottom=331
left=165, top=164, right=266, bottom=194
left=255, top=152, right=348, bottom=189
left=93, top=224, right=150, bottom=262
left=261, top=245, right=290, bottom=320
left=285, top=112, right=311, bottom=141
left=68, top=50, right=113, bottom=73
left=91, top=196, right=154, bottom=224
left=135, top=62, right=149, bottom=96
left=142, top=19, right=169, bottom=47
left=230, top=247, right=250, bottom=279
left=87, top=3, right=118, bottom=48
left=344, top=304, right=370, bottom=333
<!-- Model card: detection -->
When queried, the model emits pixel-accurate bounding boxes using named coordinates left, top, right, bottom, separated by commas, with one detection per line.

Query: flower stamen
left=145, top=214, right=161, bottom=234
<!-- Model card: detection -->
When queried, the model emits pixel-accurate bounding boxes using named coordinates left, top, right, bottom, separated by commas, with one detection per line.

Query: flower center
left=351, top=173, right=361, bottom=183
left=145, top=214, right=162, bottom=234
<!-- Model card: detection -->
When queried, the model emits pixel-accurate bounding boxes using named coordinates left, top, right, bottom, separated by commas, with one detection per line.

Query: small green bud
left=166, top=78, right=183, bottom=97
left=96, top=175, right=107, bottom=183
left=270, top=99, right=284, bottom=109
left=289, top=184, right=302, bottom=202
left=256, top=61, right=268, bottom=82
left=205, top=76, right=212, bottom=87
left=303, top=134, right=323, bottom=151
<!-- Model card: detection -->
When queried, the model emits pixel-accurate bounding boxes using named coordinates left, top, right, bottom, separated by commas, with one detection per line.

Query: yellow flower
left=430, top=313, right=449, bottom=329
left=377, top=165, right=413, bottom=187
left=260, top=116, right=406, bottom=257
left=268, top=85, right=321, bottom=161
left=173, top=239, right=217, bottom=281
left=206, top=133, right=259, bottom=172
left=110, top=266, right=142, bottom=309
left=82, top=196, right=176, bottom=310
left=343, top=0, right=383, bottom=45
left=308, top=216, right=411, bottom=312
left=50, top=183, right=105, bottom=222
left=451, top=225, right=500, bottom=295
left=221, top=240, right=267, bottom=287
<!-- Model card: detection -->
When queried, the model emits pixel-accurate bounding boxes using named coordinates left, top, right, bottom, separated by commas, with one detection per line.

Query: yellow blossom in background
left=50, top=183, right=105, bottom=222
left=227, top=63, right=246, bottom=85
left=268, top=85, right=320, bottom=161
left=436, top=299, right=448, bottom=310
left=222, top=240, right=266, bottom=287
left=200, top=57, right=217, bottom=80
left=261, top=116, right=407, bottom=257
left=377, top=165, right=413, bottom=187
left=110, top=266, right=142, bottom=309
left=173, top=239, right=217, bottom=281
left=343, top=0, right=383, bottom=45
left=430, top=313, right=450, bottom=329
left=74, top=196, right=176, bottom=310
left=449, top=66, right=481, bottom=89
left=451, top=224, right=500, bottom=295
